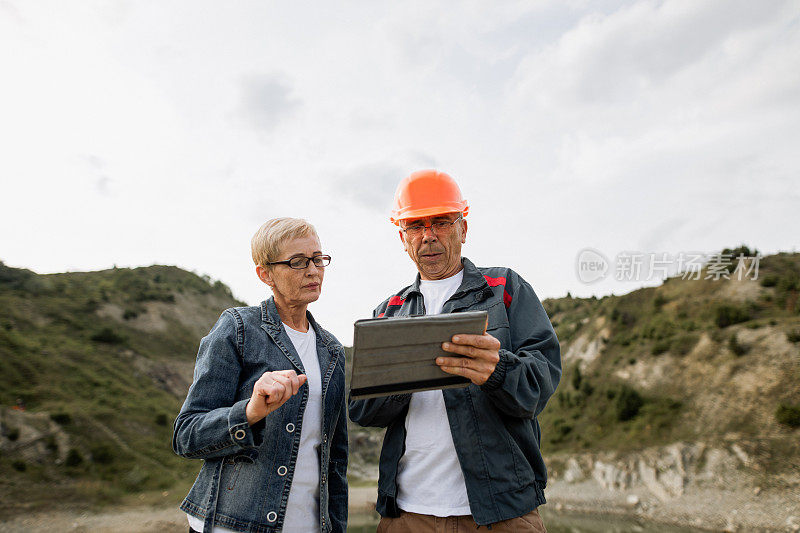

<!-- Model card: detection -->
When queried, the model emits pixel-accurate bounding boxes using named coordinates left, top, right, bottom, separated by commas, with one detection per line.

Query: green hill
left=538, top=249, right=800, bottom=479
left=0, top=262, right=245, bottom=516
left=345, top=249, right=800, bottom=487
left=2, top=250, right=799, bottom=518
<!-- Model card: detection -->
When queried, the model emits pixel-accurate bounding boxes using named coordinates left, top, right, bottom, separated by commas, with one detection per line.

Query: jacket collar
left=260, top=297, right=334, bottom=347
left=400, top=256, right=489, bottom=300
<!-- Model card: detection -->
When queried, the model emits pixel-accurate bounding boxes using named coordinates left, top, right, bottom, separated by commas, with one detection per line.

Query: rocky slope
left=348, top=249, right=800, bottom=531
left=0, top=262, right=244, bottom=516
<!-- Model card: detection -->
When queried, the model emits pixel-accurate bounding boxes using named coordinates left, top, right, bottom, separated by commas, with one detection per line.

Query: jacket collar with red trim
left=399, top=256, right=490, bottom=302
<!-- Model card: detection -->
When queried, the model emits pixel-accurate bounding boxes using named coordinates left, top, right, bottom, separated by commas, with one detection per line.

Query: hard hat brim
left=390, top=205, right=469, bottom=225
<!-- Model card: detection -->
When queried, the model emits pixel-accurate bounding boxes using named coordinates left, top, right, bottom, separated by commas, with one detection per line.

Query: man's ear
left=460, top=219, right=468, bottom=244
left=256, top=265, right=273, bottom=287
left=399, top=229, right=408, bottom=252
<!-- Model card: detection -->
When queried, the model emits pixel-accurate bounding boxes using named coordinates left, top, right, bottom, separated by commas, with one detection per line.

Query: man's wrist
left=480, top=350, right=509, bottom=391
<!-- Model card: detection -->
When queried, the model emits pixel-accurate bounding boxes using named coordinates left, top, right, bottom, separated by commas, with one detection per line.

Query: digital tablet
left=349, top=310, right=488, bottom=400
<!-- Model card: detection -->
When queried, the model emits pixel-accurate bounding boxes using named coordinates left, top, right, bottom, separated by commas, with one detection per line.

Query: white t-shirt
left=282, top=322, right=323, bottom=533
left=395, top=270, right=472, bottom=517
left=186, top=322, right=322, bottom=533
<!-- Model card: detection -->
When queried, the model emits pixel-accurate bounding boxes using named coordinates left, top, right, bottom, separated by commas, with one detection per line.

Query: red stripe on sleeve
left=484, top=275, right=512, bottom=308
left=483, top=275, right=507, bottom=287
left=503, top=291, right=512, bottom=308
left=387, top=296, right=406, bottom=306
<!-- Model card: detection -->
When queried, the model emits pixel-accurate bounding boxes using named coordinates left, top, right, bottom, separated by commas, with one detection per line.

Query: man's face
left=399, top=212, right=467, bottom=280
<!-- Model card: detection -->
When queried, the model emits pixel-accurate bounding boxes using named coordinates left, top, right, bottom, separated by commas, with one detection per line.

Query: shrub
left=50, top=412, right=72, bottom=425
left=787, top=331, right=800, bottom=343
left=155, top=413, right=169, bottom=426
left=123, top=309, right=139, bottom=320
left=653, top=294, right=668, bottom=309
left=620, top=311, right=636, bottom=327
left=65, top=448, right=83, bottom=467
left=571, top=366, right=582, bottom=390
left=673, top=334, right=698, bottom=356
left=12, top=460, right=26, bottom=472
left=728, top=335, right=748, bottom=356
left=90, top=444, right=114, bottom=465
left=760, top=275, right=778, bottom=288
left=775, top=404, right=800, bottom=428
left=715, top=305, right=751, bottom=328
left=6, top=427, right=20, bottom=441
left=652, top=339, right=671, bottom=356
left=91, top=327, right=125, bottom=344
left=615, top=386, right=644, bottom=422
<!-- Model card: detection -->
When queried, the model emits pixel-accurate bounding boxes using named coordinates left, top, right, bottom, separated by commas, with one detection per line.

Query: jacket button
left=322, top=433, right=327, bottom=442
left=277, top=465, right=288, bottom=476
left=266, top=511, right=277, bottom=522
left=286, top=423, right=295, bottom=433
left=234, top=429, right=246, bottom=440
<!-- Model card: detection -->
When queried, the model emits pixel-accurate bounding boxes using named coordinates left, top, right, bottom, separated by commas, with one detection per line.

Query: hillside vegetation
left=0, top=262, right=244, bottom=516
left=2, top=249, right=799, bottom=519
left=538, top=249, right=800, bottom=478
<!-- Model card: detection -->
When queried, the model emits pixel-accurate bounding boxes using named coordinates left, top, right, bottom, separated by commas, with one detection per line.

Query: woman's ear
left=256, top=265, right=274, bottom=287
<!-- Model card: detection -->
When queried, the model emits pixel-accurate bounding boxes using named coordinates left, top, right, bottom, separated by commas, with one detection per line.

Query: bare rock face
left=563, top=458, right=585, bottom=483
left=563, top=317, right=610, bottom=370
left=553, top=440, right=766, bottom=502
left=592, top=460, right=631, bottom=490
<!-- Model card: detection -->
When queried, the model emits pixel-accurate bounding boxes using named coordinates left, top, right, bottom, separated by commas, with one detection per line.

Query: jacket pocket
left=223, top=450, right=257, bottom=491
left=225, top=462, right=243, bottom=491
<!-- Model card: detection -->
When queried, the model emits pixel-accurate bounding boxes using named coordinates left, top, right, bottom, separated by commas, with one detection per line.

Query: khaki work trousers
left=376, top=509, right=547, bottom=533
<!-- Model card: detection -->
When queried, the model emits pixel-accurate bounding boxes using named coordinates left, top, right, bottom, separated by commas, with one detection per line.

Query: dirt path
left=0, top=486, right=379, bottom=533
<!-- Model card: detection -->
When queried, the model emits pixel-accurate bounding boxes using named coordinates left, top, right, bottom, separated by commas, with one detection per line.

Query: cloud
left=238, top=74, right=300, bottom=134
left=512, top=0, right=792, bottom=105
left=95, top=176, right=112, bottom=195
left=331, top=153, right=438, bottom=212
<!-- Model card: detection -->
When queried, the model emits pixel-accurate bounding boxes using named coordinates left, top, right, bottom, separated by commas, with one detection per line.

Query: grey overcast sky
left=1, top=1, right=799, bottom=343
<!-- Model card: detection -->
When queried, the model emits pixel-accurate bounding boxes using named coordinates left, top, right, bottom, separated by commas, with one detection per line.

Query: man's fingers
left=437, top=357, right=494, bottom=374
left=436, top=356, right=471, bottom=368
left=442, top=342, right=494, bottom=360
left=450, top=333, right=501, bottom=350
left=438, top=364, right=487, bottom=385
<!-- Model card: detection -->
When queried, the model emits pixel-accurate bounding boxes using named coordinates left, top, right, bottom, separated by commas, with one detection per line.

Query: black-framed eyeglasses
left=401, top=215, right=463, bottom=238
left=265, top=254, right=331, bottom=270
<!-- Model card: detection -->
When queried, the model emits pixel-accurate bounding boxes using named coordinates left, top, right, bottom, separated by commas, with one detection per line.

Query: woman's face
left=260, top=234, right=325, bottom=307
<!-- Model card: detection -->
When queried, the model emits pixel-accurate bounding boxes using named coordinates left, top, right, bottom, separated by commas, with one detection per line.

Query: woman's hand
left=245, top=370, right=307, bottom=425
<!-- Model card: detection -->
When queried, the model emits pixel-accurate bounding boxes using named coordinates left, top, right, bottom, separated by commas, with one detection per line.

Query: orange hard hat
left=390, top=170, right=469, bottom=225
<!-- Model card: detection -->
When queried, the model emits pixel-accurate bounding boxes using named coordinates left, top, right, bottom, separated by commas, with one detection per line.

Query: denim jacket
left=173, top=297, right=348, bottom=533
left=349, top=257, right=561, bottom=526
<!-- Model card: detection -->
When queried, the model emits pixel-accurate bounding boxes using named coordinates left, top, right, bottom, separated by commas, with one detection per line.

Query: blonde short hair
left=251, top=218, right=319, bottom=267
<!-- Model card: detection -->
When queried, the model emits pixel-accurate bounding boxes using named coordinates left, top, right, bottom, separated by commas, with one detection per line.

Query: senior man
left=349, top=170, right=561, bottom=532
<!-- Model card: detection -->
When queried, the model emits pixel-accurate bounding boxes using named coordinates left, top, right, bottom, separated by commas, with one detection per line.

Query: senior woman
left=173, top=218, right=348, bottom=533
